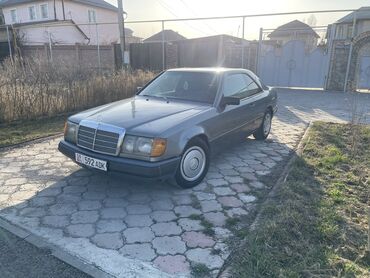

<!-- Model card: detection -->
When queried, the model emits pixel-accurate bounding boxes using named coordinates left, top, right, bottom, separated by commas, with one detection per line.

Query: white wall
left=357, top=20, right=370, bottom=35
left=3, top=1, right=55, bottom=24
left=19, top=23, right=87, bottom=45
left=2, top=0, right=120, bottom=45
left=62, top=1, right=119, bottom=45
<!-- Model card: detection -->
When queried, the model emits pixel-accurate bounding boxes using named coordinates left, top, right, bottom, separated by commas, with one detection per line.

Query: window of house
left=40, top=4, right=49, bottom=19
left=347, top=25, right=353, bottom=38
left=29, top=6, right=37, bottom=20
left=10, top=9, right=17, bottom=23
left=88, top=10, right=96, bottom=23
left=336, top=25, right=344, bottom=39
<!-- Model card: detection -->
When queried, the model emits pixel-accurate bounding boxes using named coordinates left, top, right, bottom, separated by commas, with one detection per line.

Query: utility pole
left=117, top=0, right=126, bottom=67
left=61, top=0, right=66, bottom=20
left=53, top=0, right=57, bottom=20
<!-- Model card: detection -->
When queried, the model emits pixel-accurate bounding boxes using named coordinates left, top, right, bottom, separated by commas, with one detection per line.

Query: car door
left=210, top=72, right=259, bottom=141
left=242, top=73, right=269, bottom=131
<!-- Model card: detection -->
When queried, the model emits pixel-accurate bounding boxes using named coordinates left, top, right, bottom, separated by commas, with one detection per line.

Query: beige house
left=0, top=0, right=121, bottom=45
left=326, top=7, right=370, bottom=90
left=268, top=20, right=320, bottom=50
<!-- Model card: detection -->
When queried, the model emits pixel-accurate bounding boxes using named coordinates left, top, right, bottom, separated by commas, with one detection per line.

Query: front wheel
left=174, top=138, right=210, bottom=188
left=253, top=111, right=272, bottom=140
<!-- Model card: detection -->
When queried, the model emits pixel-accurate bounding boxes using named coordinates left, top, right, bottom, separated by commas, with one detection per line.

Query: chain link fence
left=1, top=8, right=368, bottom=123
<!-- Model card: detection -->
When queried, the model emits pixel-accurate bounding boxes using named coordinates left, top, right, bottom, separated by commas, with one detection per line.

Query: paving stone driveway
left=0, top=90, right=369, bottom=277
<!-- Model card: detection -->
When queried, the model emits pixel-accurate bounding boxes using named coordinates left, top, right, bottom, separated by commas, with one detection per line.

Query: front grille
left=77, top=120, right=125, bottom=156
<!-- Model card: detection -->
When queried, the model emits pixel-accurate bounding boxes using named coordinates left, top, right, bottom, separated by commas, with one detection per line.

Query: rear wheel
left=174, top=138, right=210, bottom=188
left=253, top=111, right=272, bottom=140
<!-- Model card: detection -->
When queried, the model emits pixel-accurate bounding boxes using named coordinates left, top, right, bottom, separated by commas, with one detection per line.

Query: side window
left=222, top=74, right=249, bottom=98
left=244, top=75, right=261, bottom=97
left=222, top=73, right=261, bottom=99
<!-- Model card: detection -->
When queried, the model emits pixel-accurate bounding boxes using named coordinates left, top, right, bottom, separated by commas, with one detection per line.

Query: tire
left=253, top=111, right=272, bottom=140
left=174, top=138, right=210, bottom=188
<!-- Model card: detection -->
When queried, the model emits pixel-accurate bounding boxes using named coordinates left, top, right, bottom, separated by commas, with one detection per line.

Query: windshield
left=139, top=71, right=219, bottom=104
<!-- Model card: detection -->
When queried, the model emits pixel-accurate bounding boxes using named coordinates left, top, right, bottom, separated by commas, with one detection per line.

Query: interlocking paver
left=125, top=215, right=153, bottom=227
left=218, top=196, right=243, bottom=208
left=249, top=181, right=265, bottom=189
left=186, top=248, right=224, bottom=269
left=66, top=224, right=95, bottom=237
left=96, top=219, right=126, bottom=233
left=91, top=233, right=124, bottom=250
left=71, top=210, right=99, bottom=224
left=150, top=199, right=174, bottom=210
left=151, top=211, right=177, bottom=222
left=213, top=187, right=235, bottom=196
left=152, top=236, right=186, bottom=255
left=200, top=200, right=222, bottom=212
left=78, top=200, right=102, bottom=210
left=153, top=255, right=190, bottom=274
left=182, top=231, right=215, bottom=248
left=120, top=243, right=156, bottom=261
left=203, top=212, right=228, bottom=227
left=151, top=222, right=182, bottom=236
left=42, top=215, right=70, bottom=228
left=19, top=207, right=47, bottom=217
left=123, top=227, right=154, bottom=243
left=101, top=208, right=127, bottom=219
left=230, top=183, right=251, bottom=193
left=238, top=194, right=257, bottom=203
left=178, top=218, right=204, bottom=231
left=126, top=204, right=152, bottom=215
left=174, top=206, right=201, bottom=217
left=1, top=90, right=365, bottom=277
left=49, top=203, right=78, bottom=215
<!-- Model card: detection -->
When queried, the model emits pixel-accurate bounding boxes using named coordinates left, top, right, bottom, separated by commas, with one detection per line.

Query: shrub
left=0, top=57, right=154, bottom=123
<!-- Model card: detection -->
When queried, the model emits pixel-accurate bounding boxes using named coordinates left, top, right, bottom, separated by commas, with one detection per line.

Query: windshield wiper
left=140, top=94, right=169, bottom=102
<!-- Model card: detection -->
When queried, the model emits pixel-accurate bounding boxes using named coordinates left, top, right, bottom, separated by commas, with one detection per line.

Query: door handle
left=249, top=103, right=256, bottom=107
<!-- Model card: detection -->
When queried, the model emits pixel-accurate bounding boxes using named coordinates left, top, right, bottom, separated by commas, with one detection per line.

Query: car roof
left=167, top=67, right=245, bottom=73
left=166, top=67, right=262, bottom=85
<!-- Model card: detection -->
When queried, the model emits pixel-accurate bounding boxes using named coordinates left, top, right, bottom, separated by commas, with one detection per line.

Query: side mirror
left=136, top=86, right=143, bottom=93
left=220, top=96, right=240, bottom=107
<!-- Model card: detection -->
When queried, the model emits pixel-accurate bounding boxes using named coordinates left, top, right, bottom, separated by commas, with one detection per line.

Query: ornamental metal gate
left=258, top=40, right=329, bottom=88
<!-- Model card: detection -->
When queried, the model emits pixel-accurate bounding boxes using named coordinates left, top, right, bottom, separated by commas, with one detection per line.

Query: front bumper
left=58, top=140, right=181, bottom=180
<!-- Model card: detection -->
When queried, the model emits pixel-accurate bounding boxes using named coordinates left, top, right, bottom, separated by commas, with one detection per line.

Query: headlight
left=121, top=136, right=166, bottom=157
left=64, top=121, right=77, bottom=144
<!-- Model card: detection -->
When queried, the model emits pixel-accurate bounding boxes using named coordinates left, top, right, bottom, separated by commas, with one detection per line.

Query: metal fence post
left=256, top=27, right=263, bottom=75
left=344, top=12, right=357, bottom=92
left=96, top=23, right=101, bottom=72
left=6, top=26, right=13, bottom=64
left=48, top=28, right=53, bottom=62
left=324, top=24, right=336, bottom=90
left=241, top=16, right=245, bottom=68
left=162, top=20, right=165, bottom=71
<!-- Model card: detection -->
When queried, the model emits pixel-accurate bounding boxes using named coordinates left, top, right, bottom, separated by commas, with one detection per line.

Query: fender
left=178, top=125, right=209, bottom=152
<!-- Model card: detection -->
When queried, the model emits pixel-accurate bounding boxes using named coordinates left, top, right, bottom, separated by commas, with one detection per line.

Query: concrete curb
left=0, top=217, right=114, bottom=278
left=217, top=122, right=313, bottom=278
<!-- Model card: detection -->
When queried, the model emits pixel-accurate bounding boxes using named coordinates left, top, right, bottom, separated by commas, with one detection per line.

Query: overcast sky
left=106, top=0, right=369, bottom=40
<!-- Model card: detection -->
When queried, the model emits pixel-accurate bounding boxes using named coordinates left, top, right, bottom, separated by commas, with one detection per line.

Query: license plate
left=75, top=153, right=107, bottom=171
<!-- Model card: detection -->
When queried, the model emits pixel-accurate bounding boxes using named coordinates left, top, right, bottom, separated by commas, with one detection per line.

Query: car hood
left=69, top=96, right=210, bottom=135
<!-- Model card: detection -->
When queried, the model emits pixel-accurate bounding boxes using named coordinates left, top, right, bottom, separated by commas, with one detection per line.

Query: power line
left=179, top=0, right=218, bottom=34
left=125, top=8, right=356, bottom=24
left=155, top=0, right=209, bottom=36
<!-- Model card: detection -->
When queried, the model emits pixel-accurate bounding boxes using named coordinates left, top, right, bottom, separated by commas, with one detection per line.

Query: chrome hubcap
left=263, top=113, right=271, bottom=136
left=180, top=146, right=206, bottom=181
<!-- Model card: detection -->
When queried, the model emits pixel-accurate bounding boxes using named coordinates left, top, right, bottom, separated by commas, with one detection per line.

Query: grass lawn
left=229, top=122, right=370, bottom=277
left=0, top=116, right=66, bottom=148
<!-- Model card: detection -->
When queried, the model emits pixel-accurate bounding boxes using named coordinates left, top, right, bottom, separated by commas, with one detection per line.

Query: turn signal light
left=151, top=138, right=167, bottom=157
